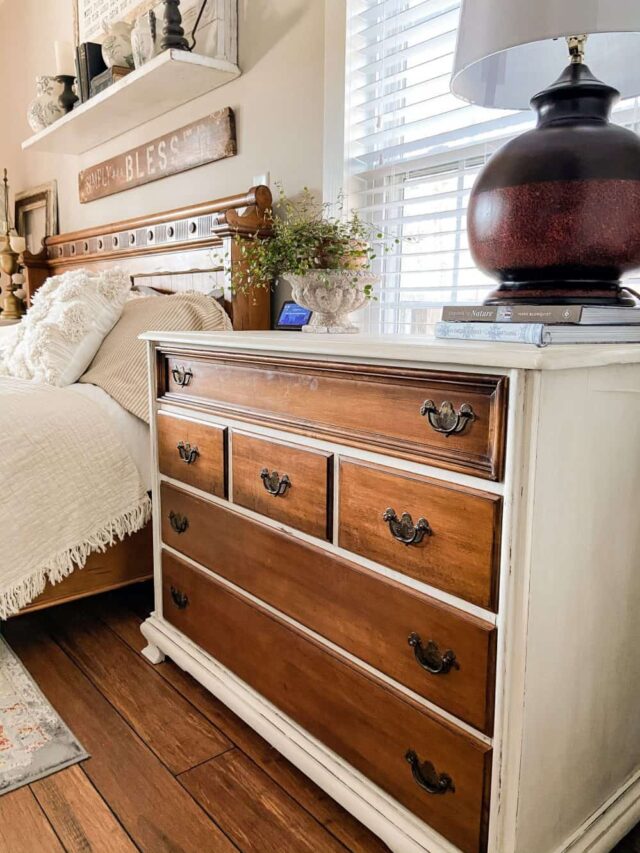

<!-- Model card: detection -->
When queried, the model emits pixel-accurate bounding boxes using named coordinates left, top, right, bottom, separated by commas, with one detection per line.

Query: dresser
left=140, top=331, right=640, bottom=853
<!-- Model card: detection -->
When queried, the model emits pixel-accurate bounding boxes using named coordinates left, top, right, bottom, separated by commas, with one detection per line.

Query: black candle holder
left=55, top=75, right=79, bottom=113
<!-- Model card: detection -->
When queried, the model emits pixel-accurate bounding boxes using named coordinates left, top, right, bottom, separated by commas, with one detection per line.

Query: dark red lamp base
left=484, top=281, right=636, bottom=307
left=468, top=63, right=640, bottom=307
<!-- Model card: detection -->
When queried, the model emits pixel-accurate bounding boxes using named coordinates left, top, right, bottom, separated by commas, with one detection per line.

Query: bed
left=6, top=185, right=272, bottom=615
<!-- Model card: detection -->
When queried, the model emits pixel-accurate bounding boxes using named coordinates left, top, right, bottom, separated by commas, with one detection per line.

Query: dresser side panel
left=515, top=363, right=640, bottom=852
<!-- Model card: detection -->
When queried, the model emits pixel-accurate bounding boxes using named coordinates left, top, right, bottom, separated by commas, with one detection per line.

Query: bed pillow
left=0, top=268, right=131, bottom=386
left=0, top=322, right=19, bottom=353
left=79, top=291, right=232, bottom=422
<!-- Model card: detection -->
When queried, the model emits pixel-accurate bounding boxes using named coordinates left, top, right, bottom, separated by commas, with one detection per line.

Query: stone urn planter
left=285, top=270, right=377, bottom=333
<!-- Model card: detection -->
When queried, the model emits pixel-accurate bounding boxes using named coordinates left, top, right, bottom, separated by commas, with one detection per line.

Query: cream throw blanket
left=0, top=377, right=151, bottom=617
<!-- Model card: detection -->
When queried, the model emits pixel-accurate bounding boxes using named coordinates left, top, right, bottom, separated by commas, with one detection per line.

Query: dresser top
left=141, top=330, right=640, bottom=371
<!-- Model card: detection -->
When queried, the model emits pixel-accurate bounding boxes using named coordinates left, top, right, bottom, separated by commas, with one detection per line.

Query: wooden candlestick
left=161, top=0, right=189, bottom=51
left=0, top=243, right=22, bottom=320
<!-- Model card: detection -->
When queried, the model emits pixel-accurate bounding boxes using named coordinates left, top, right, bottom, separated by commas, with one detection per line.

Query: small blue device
left=275, top=300, right=312, bottom=330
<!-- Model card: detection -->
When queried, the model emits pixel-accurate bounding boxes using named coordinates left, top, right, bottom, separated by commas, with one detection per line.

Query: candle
left=54, top=41, right=75, bottom=77
left=9, top=235, right=26, bottom=254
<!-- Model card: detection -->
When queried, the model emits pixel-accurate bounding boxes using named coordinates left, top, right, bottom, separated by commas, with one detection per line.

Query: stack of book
left=436, top=304, right=640, bottom=346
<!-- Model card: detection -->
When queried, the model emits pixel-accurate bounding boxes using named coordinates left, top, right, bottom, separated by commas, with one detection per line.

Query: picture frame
left=14, top=181, right=59, bottom=256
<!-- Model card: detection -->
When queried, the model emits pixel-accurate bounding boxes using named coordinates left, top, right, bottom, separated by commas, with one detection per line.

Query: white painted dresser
left=140, top=331, right=640, bottom=853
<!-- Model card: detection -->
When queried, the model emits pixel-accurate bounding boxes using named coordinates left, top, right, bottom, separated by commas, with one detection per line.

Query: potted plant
left=231, top=188, right=384, bottom=333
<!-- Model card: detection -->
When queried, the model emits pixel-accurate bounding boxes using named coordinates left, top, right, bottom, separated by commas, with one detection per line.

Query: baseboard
left=555, top=769, right=640, bottom=853
left=140, top=614, right=460, bottom=853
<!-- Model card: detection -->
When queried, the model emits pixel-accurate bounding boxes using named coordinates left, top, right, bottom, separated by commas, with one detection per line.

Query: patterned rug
left=0, top=636, right=87, bottom=794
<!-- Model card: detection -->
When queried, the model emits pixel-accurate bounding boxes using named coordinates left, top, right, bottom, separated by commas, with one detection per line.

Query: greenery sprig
left=230, top=186, right=396, bottom=298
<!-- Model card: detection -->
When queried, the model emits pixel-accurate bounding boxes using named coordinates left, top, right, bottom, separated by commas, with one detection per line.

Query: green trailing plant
left=230, top=186, right=396, bottom=297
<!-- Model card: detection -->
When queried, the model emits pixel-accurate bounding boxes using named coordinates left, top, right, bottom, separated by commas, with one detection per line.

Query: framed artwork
left=72, top=0, right=237, bottom=64
left=14, top=182, right=59, bottom=256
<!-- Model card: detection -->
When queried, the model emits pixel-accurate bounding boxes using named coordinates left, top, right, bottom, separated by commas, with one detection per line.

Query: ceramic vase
left=102, top=20, right=134, bottom=68
left=132, top=10, right=158, bottom=69
left=27, top=76, right=65, bottom=132
left=285, top=270, right=377, bottom=334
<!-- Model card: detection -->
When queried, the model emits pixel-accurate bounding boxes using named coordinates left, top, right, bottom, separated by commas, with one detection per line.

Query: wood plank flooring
left=3, top=583, right=389, bottom=853
left=3, top=581, right=639, bottom=853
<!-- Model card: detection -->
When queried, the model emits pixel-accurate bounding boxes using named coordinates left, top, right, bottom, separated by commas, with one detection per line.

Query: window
left=344, top=0, right=640, bottom=335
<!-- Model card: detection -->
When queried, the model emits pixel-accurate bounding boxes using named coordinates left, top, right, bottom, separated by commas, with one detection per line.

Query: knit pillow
left=79, top=291, right=232, bottom=422
left=0, top=268, right=131, bottom=386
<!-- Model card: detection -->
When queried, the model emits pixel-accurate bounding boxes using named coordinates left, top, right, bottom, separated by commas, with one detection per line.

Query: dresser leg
left=141, top=643, right=165, bottom=664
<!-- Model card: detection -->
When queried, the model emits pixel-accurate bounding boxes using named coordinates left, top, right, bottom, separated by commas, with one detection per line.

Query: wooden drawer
left=157, top=413, right=227, bottom=497
left=160, top=350, right=508, bottom=480
left=160, top=482, right=496, bottom=733
left=232, top=432, right=332, bottom=540
left=339, top=459, right=502, bottom=611
left=162, top=551, right=492, bottom=853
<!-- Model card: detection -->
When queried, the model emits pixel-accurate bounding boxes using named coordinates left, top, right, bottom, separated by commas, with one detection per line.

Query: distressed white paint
left=139, top=329, right=640, bottom=371
left=142, top=333, right=640, bottom=852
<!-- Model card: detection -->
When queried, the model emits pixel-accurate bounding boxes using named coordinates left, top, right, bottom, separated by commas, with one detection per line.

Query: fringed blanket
left=0, top=377, right=151, bottom=617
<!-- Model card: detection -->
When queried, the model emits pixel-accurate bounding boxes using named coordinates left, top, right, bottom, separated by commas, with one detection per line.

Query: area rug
left=0, top=636, right=88, bottom=794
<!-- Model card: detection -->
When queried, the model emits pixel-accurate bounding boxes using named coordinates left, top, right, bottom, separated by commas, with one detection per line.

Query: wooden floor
left=2, top=581, right=639, bottom=853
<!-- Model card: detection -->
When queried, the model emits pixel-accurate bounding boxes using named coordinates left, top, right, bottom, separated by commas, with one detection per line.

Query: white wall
left=0, top=0, right=327, bottom=233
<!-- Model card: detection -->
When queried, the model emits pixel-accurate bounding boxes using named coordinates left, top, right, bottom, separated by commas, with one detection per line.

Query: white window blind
left=344, top=0, right=640, bottom=335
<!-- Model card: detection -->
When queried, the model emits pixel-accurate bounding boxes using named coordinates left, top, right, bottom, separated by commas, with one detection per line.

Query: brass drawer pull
left=168, top=511, right=189, bottom=534
left=260, top=469, right=291, bottom=497
left=405, top=750, right=455, bottom=795
left=420, top=400, right=474, bottom=436
left=383, top=508, right=431, bottom=546
left=171, top=364, right=193, bottom=387
left=177, top=442, right=199, bottom=465
left=408, top=633, right=459, bottom=675
left=170, top=586, right=189, bottom=609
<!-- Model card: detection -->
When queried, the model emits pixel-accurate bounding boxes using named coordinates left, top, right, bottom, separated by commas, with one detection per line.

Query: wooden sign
left=78, top=108, right=236, bottom=203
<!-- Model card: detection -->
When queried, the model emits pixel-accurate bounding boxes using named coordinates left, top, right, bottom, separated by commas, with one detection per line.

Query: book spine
left=441, top=304, right=584, bottom=323
left=86, top=43, right=107, bottom=90
left=435, top=321, right=545, bottom=346
left=76, top=44, right=89, bottom=102
left=441, top=306, right=498, bottom=322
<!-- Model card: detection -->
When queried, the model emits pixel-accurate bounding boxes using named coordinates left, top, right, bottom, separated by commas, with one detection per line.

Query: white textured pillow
left=0, top=268, right=131, bottom=386
left=0, top=323, right=19, bottom=352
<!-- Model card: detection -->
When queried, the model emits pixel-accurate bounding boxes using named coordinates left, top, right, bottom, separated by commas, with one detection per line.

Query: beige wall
left=0, top=0, right=326, bottom=233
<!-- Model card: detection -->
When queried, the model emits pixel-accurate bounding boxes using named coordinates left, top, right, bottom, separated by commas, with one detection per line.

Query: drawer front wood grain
left=157, top=413, right=227, bottom=497
left=339, top=459, right=502, bottom=611
left=159, top=351, right=508, bottom=481
left=160, top=482, right=496, bottom=733
left=232, top=432, right=332, bottom=540
left=162, top=551, right=492, bottom=853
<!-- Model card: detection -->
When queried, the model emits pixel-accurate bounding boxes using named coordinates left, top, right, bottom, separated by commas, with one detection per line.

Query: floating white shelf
left=22, top=50, right=241, bottom=156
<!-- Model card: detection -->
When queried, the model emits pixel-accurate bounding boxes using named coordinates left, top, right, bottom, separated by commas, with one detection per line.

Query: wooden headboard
left=21, top=185, right=272, bottom=331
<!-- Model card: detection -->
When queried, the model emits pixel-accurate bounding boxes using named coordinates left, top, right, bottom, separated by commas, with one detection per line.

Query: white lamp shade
left=451, top=0, right=640, bottom=109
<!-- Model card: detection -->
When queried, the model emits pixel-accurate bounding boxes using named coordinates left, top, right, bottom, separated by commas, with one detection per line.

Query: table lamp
left=451, top=1, right=640, bottom=305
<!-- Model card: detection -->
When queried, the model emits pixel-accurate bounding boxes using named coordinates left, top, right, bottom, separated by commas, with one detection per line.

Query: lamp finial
left=567, top=34, right=588, bottom=64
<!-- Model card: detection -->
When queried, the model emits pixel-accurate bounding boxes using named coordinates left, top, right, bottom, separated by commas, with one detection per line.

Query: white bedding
left=68, top=383, right=152, bottom=489
left=0, top=323, right=18, bottom=350
left=0, top=321, right=152, bottom=489
left=0, top=376, right=151, bottom=617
